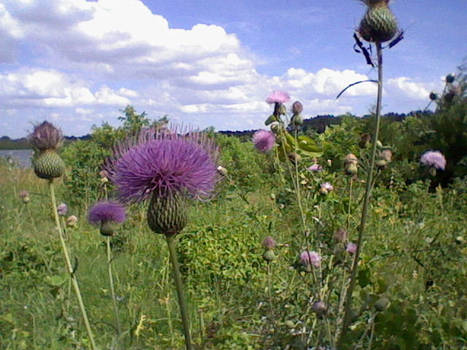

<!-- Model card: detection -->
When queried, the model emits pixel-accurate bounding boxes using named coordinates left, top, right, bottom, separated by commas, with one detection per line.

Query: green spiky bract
left=33, top=150, right=65, bottom=180
left=359, top=0, right=398, bottom=43
left=147, top=192, right=188, bottom=236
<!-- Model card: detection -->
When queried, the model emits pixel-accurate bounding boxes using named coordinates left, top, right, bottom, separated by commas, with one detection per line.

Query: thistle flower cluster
left=106, top=127, right=219, bottom=203
left=19, top=190, right=30, bottom=203
left=253, top=130, right=276, bottom=153
left=300, top=250, right=321, bottom=268
left=88, top=201, right=126, bottom=236
left=420, top=151, right=446, bottom=170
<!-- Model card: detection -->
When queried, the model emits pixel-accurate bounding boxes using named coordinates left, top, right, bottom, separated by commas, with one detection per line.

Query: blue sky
left=1, top=0, right=466, bottom=138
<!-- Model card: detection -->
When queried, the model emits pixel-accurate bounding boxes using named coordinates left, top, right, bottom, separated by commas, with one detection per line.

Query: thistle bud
left=262, top=249, right=276, bottom=262
left=262, top=236, right=277, bottom=250
left=358, top=0, right=398, bottom=43
left=429, top=92, right=438, bottom=101
left=380, top=149, right=392, bottom=162
left=359, top=133, right=371, bottom=148
left=290, top=114, right=303, bottom=127
left=292, top=101, right=303, bottom=115
left=147, top=192, right=188, bottom=236
left=66, top=215, right=78, bottom=228
left=312, top=301, right=327, bottom=315
left=445, top=74, right=455, bottom=84
left=375, top=159, right=387, bottom=168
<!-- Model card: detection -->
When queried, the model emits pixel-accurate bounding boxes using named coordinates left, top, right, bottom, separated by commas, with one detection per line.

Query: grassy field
left=1, top=149, right=465, bottom=349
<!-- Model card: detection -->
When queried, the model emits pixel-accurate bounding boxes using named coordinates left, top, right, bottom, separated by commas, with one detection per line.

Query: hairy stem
left=166, top=235, right=193, bottom=350
left=49, top=180, right=97, bottom=350
left=107, top=236, right=122, bottom=345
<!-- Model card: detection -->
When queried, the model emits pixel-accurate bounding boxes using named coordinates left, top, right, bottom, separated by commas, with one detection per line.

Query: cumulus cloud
left=387, top=77, right=431, bottom=100
left=0, top=0, right=437, bottom=137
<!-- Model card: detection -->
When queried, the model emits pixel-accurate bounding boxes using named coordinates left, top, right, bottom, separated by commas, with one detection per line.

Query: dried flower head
left=265, top=91, right=290, bottom=104
left=262, top=236, right=277, bottom=250
left=252, top=130, right=275, bottom=153
left=57, top=203, right=68, bottom=216
left=420, top=151, right=446, bottom=170
left=66, top=215, right=78, bottom=228
left=88, top=201, right=126, bottom=225
left=300, top=250, right=321, bottom=268
left=29, top=121, right=63, bottom=151
left=106, top=127, right=219, bottom=203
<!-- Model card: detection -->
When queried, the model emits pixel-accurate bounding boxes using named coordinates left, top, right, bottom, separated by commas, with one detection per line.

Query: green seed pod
left=358, top=1, right=398, bottom=43
left=262, top=249, right=276, bottom=262
left=33, top=150, right=65, bottom=179
left=147, top=192, right=188, bottom=236
left=375, top=297, right=390, bottom=311
left=100, top=221, right=118, bottom=236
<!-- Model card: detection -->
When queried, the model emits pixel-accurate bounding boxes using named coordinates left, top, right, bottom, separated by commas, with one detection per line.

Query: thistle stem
left=107, top=236, right=122, bottom=345
left=166, top=234, right=193, bottom=350
left=48, top=180, right=97, bottom=350
left=338, top=42, right=384, bottom=346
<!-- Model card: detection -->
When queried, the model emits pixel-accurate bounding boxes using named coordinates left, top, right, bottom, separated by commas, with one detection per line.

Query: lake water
left=0, top=149, right=33, bottom=168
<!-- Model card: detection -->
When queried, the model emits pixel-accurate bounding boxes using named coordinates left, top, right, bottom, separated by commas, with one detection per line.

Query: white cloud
left=0, top=69, right=131, bottom=107
left=387, top=77, right=430, bottom=100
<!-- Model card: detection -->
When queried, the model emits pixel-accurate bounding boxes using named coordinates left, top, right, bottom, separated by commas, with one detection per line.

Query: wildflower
left=57, top=203, right=68, bottom=216
left=262, top=236, right=277, bottom=250
left=265, top=91, right=290, bottom=104
left=66, top=215, right=78, bottom=228
left=29, top=121, right=65, bottom=180
left=320, top=182, right=334, bottom=194
left=88, top=201, right=126, bottom=236
left=106, top=127, right=219, bottom=235
left=308, top=164, right=322, bottom=172
left=346, top=242, right=357, bottom=254
left=253, top=130, right=275, bottom=153
left=420, top=151, right=446, bottom=170
left=300, top=250, right=321, bottom=268
left=19, top=190, right=30, bottom=203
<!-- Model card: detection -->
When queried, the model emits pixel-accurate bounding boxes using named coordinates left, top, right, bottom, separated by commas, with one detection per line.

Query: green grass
left=1, top=160, right=465, bottom=349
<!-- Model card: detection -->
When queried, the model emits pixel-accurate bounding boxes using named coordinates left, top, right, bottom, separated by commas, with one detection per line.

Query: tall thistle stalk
left=87, top=201, right=127, bottom=348
left=337, top=0, right=399, bottom=344
left=339, top=42, right=384, bottom=342
left=29, top=121, right=97, bottom=349
left=105, top=126, right=219, bottom=350
left=50, top=181, right=97, bottom=350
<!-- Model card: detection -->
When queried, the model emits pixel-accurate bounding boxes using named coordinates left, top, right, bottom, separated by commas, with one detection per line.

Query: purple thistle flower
left=106, top=127, right=219, bottom=203
left=307, top=164, right=322, bottom=172
left=346, top=242, right=357, bottom=254
left=420, top=151, right=446, bottom=170
left=262, top=236, right=277, bottom=250
left=57, top=203, right=68, bottom=216
left=88, top=201, right=126, bottom=225
left=29, top=121, right=63, bottom=151
left=19, top=190, right=29, bottom=199
left=300, top=250, right=321, bottom=268
left=253, top=130, right=275, bottom=153
left=266, top=91, right=290, bottom=104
